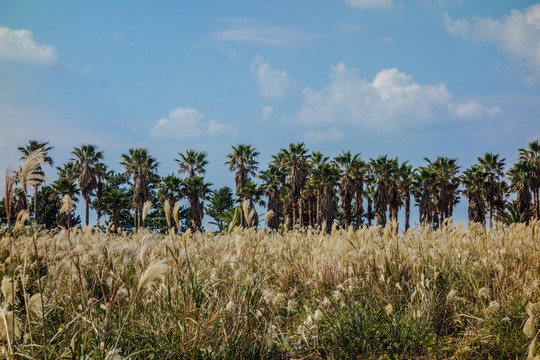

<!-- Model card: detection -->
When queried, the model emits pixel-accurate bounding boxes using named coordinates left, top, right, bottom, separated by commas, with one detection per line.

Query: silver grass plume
left=29, top=293, right=46, bottom=317
left=164, top=199, right=171, bottom=229
left=173, top=202, right=181, bottom=231
left=248, top=207, right=257, bottom=227
left=242, top=201, right=249, bottom=225
left=142, top=200, right=152, bottom=223
left=1, top=277, right=17, bottom=305
left=0, top=306, right=21, bottom=341
left=18, top=147, right=47, bottom=201
left=59, top=195, right=74, bottom=214
left=264, top=210, right=274, bottom=229
left=228, top=208, right=238, bottom=233
left=137, top=260, right=168, bottom=292
left=13, top=210, right=30, bottom=234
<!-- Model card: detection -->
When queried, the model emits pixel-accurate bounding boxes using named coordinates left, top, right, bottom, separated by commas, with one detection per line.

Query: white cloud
left=212, top=19, right=323, bottom=46
left=251, top=55, right=292, bottom=100
left=261, top=106, right=274, bottom=122
left=344, top=0, right=394, bottom=9
left=150, top=108, right=238, bottom=139
left=444, top=5, right=540, bottom=76
left=304, top=126, right=346, bottom=143
left=0, top=26, right=58, bottom=66
left=293, top=63, right=500, bottom=130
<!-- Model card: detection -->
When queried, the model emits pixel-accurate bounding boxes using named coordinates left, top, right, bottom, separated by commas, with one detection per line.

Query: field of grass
left=0, top=220, right=539, bottom=359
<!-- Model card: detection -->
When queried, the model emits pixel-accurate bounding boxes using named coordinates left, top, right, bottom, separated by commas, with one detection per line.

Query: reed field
left=0, top=220, right=538, bottom=359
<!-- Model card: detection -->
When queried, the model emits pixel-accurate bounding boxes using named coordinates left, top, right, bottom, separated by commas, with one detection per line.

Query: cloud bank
left=444, top=5, right=540, bottom=76
left=151, top=108, right=238, bottom=139
left=0, top=26, right=58, bottom=66
left=293, top=63, right=500, bottom=130
left=251, top=55, right=292, bottom=100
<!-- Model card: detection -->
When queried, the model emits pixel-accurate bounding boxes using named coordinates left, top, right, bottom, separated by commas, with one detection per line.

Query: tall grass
left=0, top=220, right=538, bottom=358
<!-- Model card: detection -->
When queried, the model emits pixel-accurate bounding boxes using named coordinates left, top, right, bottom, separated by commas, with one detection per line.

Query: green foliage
left=206, top=186, right=235, bottom=231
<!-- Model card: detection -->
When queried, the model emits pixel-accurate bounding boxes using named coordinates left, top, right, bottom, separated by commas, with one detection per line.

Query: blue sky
left=1, top=0, right=540, bottom=224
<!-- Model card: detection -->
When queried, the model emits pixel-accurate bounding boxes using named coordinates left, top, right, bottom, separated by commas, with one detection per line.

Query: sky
left=1, top=0, right=540, bottom=224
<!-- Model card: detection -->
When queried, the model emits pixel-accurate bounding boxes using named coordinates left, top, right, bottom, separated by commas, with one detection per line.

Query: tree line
left=2, top=140, right=539, bottom=233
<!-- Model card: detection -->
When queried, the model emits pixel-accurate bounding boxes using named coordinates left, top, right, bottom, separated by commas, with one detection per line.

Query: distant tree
left=183, top=176, right=212, bottom=232
left=120, top=148, right=159, bottom=230
left=206, top=186, right=235, bottom=231
left=71, top=144, right=104, bottom=226
left=176, top=149, right=208, bottom=179
left=99, top=172, right=133, bottom=232
left=51, top=177, right=80, bottom=229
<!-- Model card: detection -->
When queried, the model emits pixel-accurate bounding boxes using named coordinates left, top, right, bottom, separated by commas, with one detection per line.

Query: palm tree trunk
left=367, top=198, right=373, bottom=226
left=85, top=196, right=90, bottom=226
left=97, top=180, right=103, bottom=222
left=405, top=189, right=410, bottom=231
left=355, top=186, right=363, bottom=228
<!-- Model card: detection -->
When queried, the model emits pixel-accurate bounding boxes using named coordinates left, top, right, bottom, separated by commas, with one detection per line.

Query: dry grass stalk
left=4, top=166, right=15, bottom=226
left=164, top=200, right=171, bottom=229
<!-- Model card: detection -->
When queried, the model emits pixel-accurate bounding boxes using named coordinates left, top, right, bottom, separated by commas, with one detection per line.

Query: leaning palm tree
left=182, top=176, right=212, bottom=232
left=176, top=149, right=208, bottom=179
left=477, top=152, right=505, bottom=227
left=71, top=144, right=104, bottom=226
left=507, top=159, right=534, bottom=224
left=519, top=140, right=540, bottom=219
left=225, top=144, right=259, bottom=226
left=18, top=140, right=53, bottom=221
left=461, top=165, right=486, bottom=225
left=120, top=148, right=159, bottom=230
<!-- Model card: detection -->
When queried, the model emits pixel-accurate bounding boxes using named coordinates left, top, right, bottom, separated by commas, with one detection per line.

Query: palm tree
left=18, top=140, right=53, bottom=221
left=279, top=143, right=310, bottom=228
left=225, top=144, right=259, bottom=226
left=507, top=159, right=534, bottom=224
left=400, top=161, right=414, bottom=231
left=183, top=176, right=212, bottom=232
left=311, top=160, right=340, bottom=232
left=461, top=165, right=486, bottom=224
left=368, top=155, right=396, bottom=227
left=477, top=152, right=505, bottom=227
left=309, top=151, right=329, bottom=227
left=352, top=158, right=366, bottom=229
left=71, top=144, right=104, bottom=226
left=424, top=156, right=460, bottom=227
left=50, top=177, right=80, bottom=229
left=334, top=151, right=361, bottom=228
left=363, top=184, right=375, bottom=226
left=56, top=161, right=78, bottom=181
left=176, top=149, right=208, bottom=179
left=519, top=140, right=540, bottom=219
left=120, top=148, right=159, bottom=230
left=225, top=144, right=259, bottom=194
left=94, top=162, right=108, bottom=224
left=412, top=166, right=436, bottom=226
left=260, top=162, right=287, bottom=230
